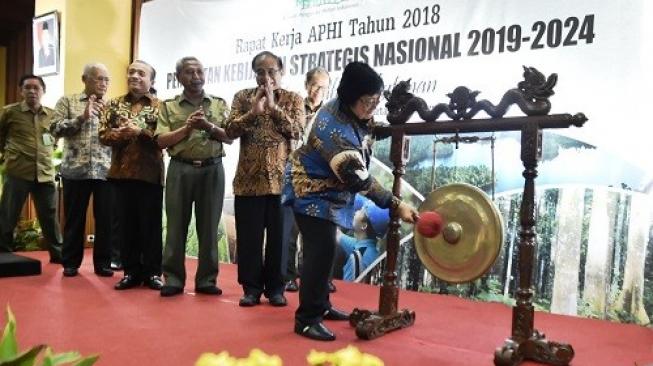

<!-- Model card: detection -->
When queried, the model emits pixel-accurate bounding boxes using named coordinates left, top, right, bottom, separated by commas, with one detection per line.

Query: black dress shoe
left=268, top=294, right=287, bottom=307
left=239, top=294, right=261, bottom=307
left=94, top=267, right=114, bottom=277
left=144, top=275, right=163, bottom=290
left=328, top=281, right=337, bottom=293
left=114, top=275, right=141, bottom=290
left=285, top=279, right=299, bottom=292
left=110, top=261, right=123, bottom=271
left=323, top=307, right=350, bottom=321
left=160, top=285, right=184, bottom=297
left=294, top=321, right=336, bottom=341
left=63, top=267, right=78, bottom=277
left=195, top=286, right=222, bottom=295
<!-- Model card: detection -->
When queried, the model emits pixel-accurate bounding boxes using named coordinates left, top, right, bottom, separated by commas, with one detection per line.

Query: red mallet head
left=416, top=211, right=444, bottom=238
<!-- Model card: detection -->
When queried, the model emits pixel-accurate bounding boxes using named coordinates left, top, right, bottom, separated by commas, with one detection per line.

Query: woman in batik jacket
left=282, top=62, right=419, bottom=341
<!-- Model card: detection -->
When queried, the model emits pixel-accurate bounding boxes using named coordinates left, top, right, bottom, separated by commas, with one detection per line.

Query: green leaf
left=41, top=347, right=83, bottom=366
left=48, top=351, right=82, bottom=366
left=0, top=305, right=99, bottom=366
left=72, top=355, right=99, bottom=366
left=0, top=344, right=45, bottom=366
left=40, top=347, right=52, bottom=366
left=0, top=306, right=18, bottom=361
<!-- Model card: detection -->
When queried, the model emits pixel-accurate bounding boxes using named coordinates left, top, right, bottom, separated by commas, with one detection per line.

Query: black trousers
left=283, top=206, right=338, bottom=282
left=61, top=178, right=112, bottom=270
left=294, top=213, right=337, bottom=326
left=113, top=179, right=162, bottom=279
left=282, top=205, right=300, bottom=281
left=109, top=182, right=122, bottom=265
left=0, top=175, right=62, bottom=259
left=235, top=195, right=284, bottom=298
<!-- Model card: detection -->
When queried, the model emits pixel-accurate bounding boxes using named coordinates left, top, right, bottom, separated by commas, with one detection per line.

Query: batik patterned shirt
left=290, top=98, right=322, bottom=151
left=225, top=88, right=305, bottom=196
left=50, top=92, right=112, bottom=180
left=281, top=98, right=393, bottom=230
left=99, top=93, right=164, bottom=185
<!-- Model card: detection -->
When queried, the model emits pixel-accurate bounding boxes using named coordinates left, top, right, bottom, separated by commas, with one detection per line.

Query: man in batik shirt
left=51, top=63, right=114, bottom=278
left=100, top=60, right=164, bottom=291
left=225, top=51, right=305, bottom=308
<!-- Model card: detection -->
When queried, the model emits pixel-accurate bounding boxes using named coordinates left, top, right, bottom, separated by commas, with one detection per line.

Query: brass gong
left=414, top=183, right=503, bottom=283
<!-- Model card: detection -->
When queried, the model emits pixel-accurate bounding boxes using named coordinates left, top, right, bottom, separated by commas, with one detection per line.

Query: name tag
left=42, top=132, right=54, bottom=146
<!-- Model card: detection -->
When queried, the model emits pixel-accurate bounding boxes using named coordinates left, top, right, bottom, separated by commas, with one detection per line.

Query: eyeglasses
left=358, top=96, right=381, bottom=108
left=22, top=85, right=43, bottom=91
left=309, top=85, right=327, bottom=92
left=255, top=68, right=280, bottom=77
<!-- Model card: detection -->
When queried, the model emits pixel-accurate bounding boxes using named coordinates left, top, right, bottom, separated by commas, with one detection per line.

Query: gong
left=414, top=183, right=503, bottom=283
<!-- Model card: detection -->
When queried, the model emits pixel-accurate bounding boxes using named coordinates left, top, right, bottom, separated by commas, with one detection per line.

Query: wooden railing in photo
left=348, top=67, right=587, bottom=366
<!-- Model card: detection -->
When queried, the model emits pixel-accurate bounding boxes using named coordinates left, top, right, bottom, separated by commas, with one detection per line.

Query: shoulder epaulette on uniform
left=208, top=95, right=226, bottom=103
left=2, top=102, right=21, bottom=111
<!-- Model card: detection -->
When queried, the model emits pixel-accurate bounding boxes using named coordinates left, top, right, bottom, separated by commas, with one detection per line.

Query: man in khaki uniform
left=0, top=74, right=62, bottom=263
left=156, top=56, right=232, bottom=297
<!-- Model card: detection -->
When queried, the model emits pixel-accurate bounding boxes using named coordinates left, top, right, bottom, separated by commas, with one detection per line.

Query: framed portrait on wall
left=32, top=11, right=60, bottom=76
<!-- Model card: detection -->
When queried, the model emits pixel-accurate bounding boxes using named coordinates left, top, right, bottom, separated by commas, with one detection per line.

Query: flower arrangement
left=194, top=346, right=384, bottom=366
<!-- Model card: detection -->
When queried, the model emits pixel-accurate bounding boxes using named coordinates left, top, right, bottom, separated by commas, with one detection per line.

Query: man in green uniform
left=0, top=74, right=62, bottom=263
left=156, top=56, right=232, bottom=297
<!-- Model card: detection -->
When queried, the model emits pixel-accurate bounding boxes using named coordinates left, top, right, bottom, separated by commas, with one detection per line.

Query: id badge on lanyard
left=42, top=132, right=54, bottom=146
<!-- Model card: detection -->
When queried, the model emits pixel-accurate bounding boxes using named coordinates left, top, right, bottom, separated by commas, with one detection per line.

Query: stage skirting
left=0, top=250, right=651, bottom=365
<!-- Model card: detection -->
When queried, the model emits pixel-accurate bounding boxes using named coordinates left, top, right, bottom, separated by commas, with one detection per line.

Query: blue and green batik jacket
left=282, top=98, right=393, bottom=230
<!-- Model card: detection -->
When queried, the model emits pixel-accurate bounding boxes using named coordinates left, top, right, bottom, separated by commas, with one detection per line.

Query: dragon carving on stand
left=384, top=66, right=558, bottom=124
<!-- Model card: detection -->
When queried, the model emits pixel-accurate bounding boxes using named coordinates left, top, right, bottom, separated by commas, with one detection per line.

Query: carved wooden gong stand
left=349, top=67, right=587, bottom=366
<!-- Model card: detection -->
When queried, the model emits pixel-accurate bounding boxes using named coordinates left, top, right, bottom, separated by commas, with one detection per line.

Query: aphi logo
left=296, top=0, right=348, bottom=10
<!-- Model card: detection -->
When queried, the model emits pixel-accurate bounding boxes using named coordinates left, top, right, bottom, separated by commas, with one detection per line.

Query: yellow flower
left=307, top=346, right=383, bottom=366
left=246, top=349, right=283, bottom=366
left=195, top=351, right=237, bottom=366
left=307, top=349, right=331, bottom=365
left=196, top=349, right=282, bottom=366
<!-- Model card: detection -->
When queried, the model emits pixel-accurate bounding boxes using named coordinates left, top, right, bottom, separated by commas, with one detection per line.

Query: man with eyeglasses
left=301, top=67, right=330, bottom=146
left=156, top=56, right=232, bottom=297
left=50, top=63, right=114, bottom=277
left=225, top=51, right=305, bottom=308
left=0, top=74, right=63, bottom=263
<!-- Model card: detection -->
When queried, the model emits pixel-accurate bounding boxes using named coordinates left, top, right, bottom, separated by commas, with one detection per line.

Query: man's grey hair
left=82, top=63, right=108, bottom=78
left=305, top=66, right=330, bottom=84
left=176, top=56, right=201, bottom=75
